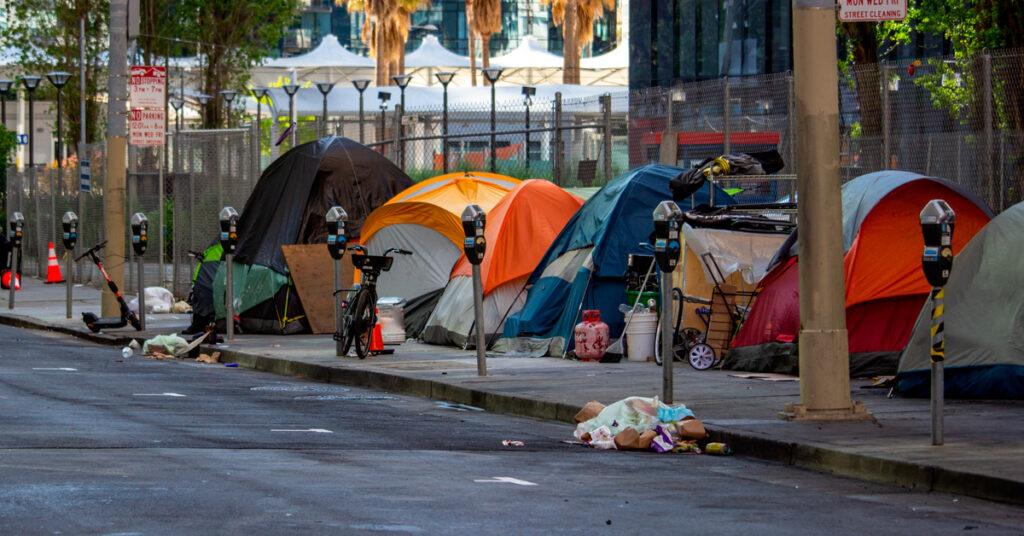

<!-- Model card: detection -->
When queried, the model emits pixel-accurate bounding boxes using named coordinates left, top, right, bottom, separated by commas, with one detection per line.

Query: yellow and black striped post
left=929, top=287, right=945, bottom=445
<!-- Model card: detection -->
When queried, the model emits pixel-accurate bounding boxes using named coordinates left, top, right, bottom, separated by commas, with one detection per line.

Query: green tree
left=177, top=0, right=302, bottom=128
left=0, top=0, right=109, bottom=156
left=0, top=125, right=16, bottom=228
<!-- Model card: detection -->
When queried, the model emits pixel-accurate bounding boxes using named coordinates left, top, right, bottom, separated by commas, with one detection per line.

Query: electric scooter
left=76, top=240, right=141, bottom=333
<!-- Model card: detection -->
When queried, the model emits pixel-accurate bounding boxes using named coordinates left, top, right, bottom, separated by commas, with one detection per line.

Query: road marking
left=32, top=367, right=77, bottom=371
left=132, top=392, right=187, bottom=397
left=473, top=477, right=538, bottom=486
left=270, top=428, right=334, bottom=433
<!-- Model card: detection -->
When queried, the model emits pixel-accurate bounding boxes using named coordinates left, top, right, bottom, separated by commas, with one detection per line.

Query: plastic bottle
left=704, top=442, right=733, bottom=456
left=121, top=347, right=132, bottom=359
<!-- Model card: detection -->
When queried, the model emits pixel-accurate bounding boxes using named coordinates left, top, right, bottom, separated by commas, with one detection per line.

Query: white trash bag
left=128, top=286, right=176, bottom=314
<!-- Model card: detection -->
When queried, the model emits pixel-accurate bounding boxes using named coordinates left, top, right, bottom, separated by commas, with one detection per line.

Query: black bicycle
left=334, top=245, right=412, bottom=358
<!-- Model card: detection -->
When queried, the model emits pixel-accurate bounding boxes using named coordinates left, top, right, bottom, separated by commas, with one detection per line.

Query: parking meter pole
left=8, top=247, right=17, bottom=309
left=137, top=254, right=146, bottom=331
left=226, top=252, right=234, bottom=341
left=335, top=260, right=343, bottom=356
left=472, top=263, right=486, bottom=376
left=661, top=269, right=674, bottom=403
left=66, top=251, right=73, bottom=318
left=930, top=287, right=945, bottom=445
left=131, top=212, right=148, bottom=331
left=9, top=212, right=24, bottom=310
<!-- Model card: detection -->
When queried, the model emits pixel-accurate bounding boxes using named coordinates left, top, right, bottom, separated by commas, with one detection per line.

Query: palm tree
left=466, top=0, right=477, bottom=86
left=340, top=0, right=429, bottom=86
left=471, top=0, right=501, bottom=82
left=544, top=0, right=614, bottom=84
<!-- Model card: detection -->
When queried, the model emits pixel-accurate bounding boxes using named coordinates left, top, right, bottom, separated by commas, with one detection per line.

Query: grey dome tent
left=896, top=201, right=1024, bottom=399
left=193, top=136, right=414, bottom=334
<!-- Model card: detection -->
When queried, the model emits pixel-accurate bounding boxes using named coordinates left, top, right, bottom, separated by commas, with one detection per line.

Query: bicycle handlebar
left=388, top=248, right=413, bottom=256
left=74, top=240, right=108, bottom=262
left=347, top=245, right=368, bottom=254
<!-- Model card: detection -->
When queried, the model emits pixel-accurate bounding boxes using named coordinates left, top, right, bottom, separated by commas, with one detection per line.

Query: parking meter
left=652, top=201, right=684, bottom=273
left=325, top=206, right=348, bottom=260
left=920, top=199, right=955, bottom=288
left=62, top=211, right=78, bottom=319
left=9, top=211, right=24, bottom=249
left=61, top=211, right=78, bottom=251
left=461, top=204, right=486, bottom=266
left=130, top=212, right=148, bottom=256
left=219, top=207, right=239, bottom=254
left=653, top=201, right=683, bottom=404
left=461, top=204, right=487, bottom=375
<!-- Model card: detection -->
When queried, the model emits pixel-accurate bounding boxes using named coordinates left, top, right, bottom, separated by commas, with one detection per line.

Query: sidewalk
left=2, top=276, right=1021, bottom=506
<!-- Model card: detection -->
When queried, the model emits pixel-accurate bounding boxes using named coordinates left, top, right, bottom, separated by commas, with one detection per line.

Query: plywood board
left=282, top=244, right=356, bottom=335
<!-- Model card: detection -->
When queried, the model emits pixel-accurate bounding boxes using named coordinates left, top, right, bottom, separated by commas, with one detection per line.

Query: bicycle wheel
left=353, top=289, right=378, bottom=359
left=339, top=295, right=357, bottom=356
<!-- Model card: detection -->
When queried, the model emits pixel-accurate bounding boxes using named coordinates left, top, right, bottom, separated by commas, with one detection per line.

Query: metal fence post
left=602, top=94, right=612, bottom=183
left=983, top=50, right=995, bottom=210
left=788, top=72, right=797, bottom=177
left=393, top=104, right=402, bottom=166
left=723, top=77, right=731, bottom=156
left=881, top=61, right=890, bottom=169
left=554, top=92, right=563, bottom=185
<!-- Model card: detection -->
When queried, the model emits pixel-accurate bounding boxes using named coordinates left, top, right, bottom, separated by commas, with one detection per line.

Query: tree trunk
left=481, top=33, right=491, bottom=84
left=563, top=0, right=579, bottom=85
left=467, top=0, right=477, bottom=86
left=375, top=18, right=387, bottom=86
left=843, top=22, right=882, bottom=171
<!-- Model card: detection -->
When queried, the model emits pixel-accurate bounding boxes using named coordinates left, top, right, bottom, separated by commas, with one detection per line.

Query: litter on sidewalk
left=572, top=396, right=721, bottom=455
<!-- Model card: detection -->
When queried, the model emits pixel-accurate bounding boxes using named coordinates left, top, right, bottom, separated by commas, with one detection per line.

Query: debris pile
left=572, top=397, right=724, bottom=454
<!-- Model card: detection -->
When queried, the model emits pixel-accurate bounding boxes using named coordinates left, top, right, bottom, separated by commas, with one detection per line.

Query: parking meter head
left=10, top=212, right=24, bottom=248
left=130, top=212, right=148, bottom=256
left=62, top=211, right=78, bottom=250
left=325, top=206, right=348, bottom=260
left=652, top=201, right=684, bottom=272
left=920, top=199, right=956, bottom=288
left=219, top=207, right=240, bottom=254
left=461, top=204, right=487, bottom=265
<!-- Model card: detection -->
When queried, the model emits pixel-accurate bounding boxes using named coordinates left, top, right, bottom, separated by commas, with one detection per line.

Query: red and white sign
left=839, top=0, right=907, bottom=22
left=129, top=65, right=166, bottom=109
left=129, top=109, right=166, bottom=146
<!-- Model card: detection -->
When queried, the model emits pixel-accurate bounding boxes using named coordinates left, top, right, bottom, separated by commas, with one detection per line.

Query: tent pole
left=485, top=282, right=530, bottom=351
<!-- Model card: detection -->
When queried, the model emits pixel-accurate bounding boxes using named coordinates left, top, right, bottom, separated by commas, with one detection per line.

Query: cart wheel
left=688, top=343, right=717, bottom=370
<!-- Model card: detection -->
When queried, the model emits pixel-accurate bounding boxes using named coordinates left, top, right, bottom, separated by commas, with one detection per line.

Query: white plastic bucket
left=624, top=311, right=659, bottom=362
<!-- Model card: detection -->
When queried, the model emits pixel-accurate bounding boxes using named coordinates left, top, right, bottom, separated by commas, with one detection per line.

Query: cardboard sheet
left=281, top=244, right=356, bottom=334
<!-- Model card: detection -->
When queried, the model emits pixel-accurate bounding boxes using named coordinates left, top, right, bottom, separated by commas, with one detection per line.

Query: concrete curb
left=4, top=313, right=1021, bottom=507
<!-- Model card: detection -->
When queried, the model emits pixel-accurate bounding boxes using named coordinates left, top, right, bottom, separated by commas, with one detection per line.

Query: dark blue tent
left=495, top=164, right=736, bottom=357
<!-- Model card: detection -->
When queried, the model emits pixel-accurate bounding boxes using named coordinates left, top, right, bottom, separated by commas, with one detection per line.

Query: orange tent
left=423, top=180, right=584, bottom=346
left=361, top=171, right=521, bottom=336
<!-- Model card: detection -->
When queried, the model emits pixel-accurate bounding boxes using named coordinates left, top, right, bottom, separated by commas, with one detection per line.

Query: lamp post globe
left=316, top=81, right=336, bottom=137
left=352, top=79, right=370, bottom=143
left=481, top=68, right=503, bottom=173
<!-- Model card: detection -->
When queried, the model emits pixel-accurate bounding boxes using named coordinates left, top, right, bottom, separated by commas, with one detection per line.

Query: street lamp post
left=250, top=87, right=270, bottom=148
left=316, top=81, right=336, bottom=138
left=282, top=83, right=300, bottom=146
left=482, top=67, right=503, bottom=173
left=169, top=97, right=184, bottom=131
left=352, top=79, right=370, bottom=143
left=0, top=79, right=13, bottom=127
left=195, top=93, right=212, bottom=128
left=391, top=75, right=411, bottom=168
left=378, top=91, right=391, bottom=151
left=435, top=72, right=455, bottom=173
left=522, top=86, right=535, bottom=172
left=46, top=72, right=72, bottom=249
left=219, top=90, right=237, bottom=128
left=19, top=75, right=41, bottom=274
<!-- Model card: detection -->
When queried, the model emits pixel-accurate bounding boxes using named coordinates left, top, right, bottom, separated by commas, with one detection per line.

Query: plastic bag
left=128, top=287, right=176, bottom=314
left=142, top=334, right=189, bottom=356
left=657, top=402, right=695, bottom=423
left=575, top=396, right=662, bottom=438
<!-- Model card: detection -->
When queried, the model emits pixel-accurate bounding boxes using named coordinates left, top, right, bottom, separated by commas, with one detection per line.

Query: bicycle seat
left=351, top=254, right=394, bottom=273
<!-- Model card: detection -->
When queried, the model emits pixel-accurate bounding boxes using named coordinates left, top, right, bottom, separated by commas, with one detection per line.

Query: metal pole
left=335, top=259, right=343, bottom=356
left=137, top=251, right=146, bottom=331
left=442, top=85, right=449, bottom=173
left=661, top=268, right=674, bottom=404
left=524, top=100, right=530, bottom=172
left=392, top=104, right=402, bottom=164
left=158, top=144, right=164, bottom=284
left=8, top=244, right=18, bottom=308
left=289, top=94, right=296, bottom=147
left=322, top=93, right=328, bottom=139
left=65, top=244, right=73, bottom=317
left=786, top=0, right=863, bottom=420
left=881, top=62, right=890, bottom=169
left=225, top=252, right=234, bottom=340
left=929, top=287, right=945, bottom=445
left=54, top=89, right=62, bottom=248
left=983, top=51, right=994, bottom=209
left=554, top=91, right=562, bottom=185
left=472, top=263, right=486, bottom=376
left=723, top=77, right=731, bottom=156
left=358, top=91, right=365, bottom=144
left=602, top=94, right=612, bottom=183
left=489, top=83, right=497, bottom=173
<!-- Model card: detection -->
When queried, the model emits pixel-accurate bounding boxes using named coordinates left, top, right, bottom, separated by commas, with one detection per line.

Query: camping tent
left=727, top=171, right=993, bottom=377
left=359, top=171, right=521, bottom=336
left=199, top=136, right=414, bottom=334
left=896, top=201, right=1024, bottom=399
left=496, top=164, right=737, bottom=357
left=421, top=180, right=584, bottom=346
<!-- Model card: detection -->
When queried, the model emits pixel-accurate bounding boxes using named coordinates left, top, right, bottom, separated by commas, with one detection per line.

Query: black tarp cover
left=233, top=136, right=414, bottom=273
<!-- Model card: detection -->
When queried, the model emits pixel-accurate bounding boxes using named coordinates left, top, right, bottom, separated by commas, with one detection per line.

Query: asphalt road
left=1, top=325, right=1022, bottom=535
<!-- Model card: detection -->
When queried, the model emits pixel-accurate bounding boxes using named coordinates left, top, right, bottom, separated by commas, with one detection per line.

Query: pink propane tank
left=574, top=310, right=610, bottom=361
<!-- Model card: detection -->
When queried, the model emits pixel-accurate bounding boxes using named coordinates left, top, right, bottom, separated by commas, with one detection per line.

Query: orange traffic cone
left=370, top=312, right=384, bottom=353
left=1, top=271, right=20, bottom=290
left=44, top=242, right=64, bottom=284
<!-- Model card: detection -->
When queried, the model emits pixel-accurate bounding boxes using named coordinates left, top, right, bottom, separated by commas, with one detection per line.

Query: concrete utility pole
left=784, top=0, right=870, bottom=421
left=103, top=0, right=128, bottom=317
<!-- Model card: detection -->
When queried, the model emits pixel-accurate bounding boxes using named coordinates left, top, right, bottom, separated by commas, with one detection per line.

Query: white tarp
left=581, top=44, right=628, bottom=70
left=682, top=224, right=789, bottom=285
left=491, top=36, right=564, bottom=68
left=422, top=274, right=529, bottom=347
left=366, top=223, right=463, bottom=302
left=405, top=35, right=472, bottom=68
left=264, top=34, right=374, bottom=68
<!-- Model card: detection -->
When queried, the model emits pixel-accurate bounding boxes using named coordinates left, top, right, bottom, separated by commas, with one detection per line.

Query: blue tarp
left=502, top=164, right=736, bottom=350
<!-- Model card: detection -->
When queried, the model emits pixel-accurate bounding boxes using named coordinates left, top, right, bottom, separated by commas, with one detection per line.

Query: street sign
left=839, top=0, right=907, bottom=22
left=80, top=159, right=91, bottom=193
left=16, top=133, right=27, bottom=145
left=129, top=65, right=166, bottom=109
left=129, top=109, right=166, bottom=146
